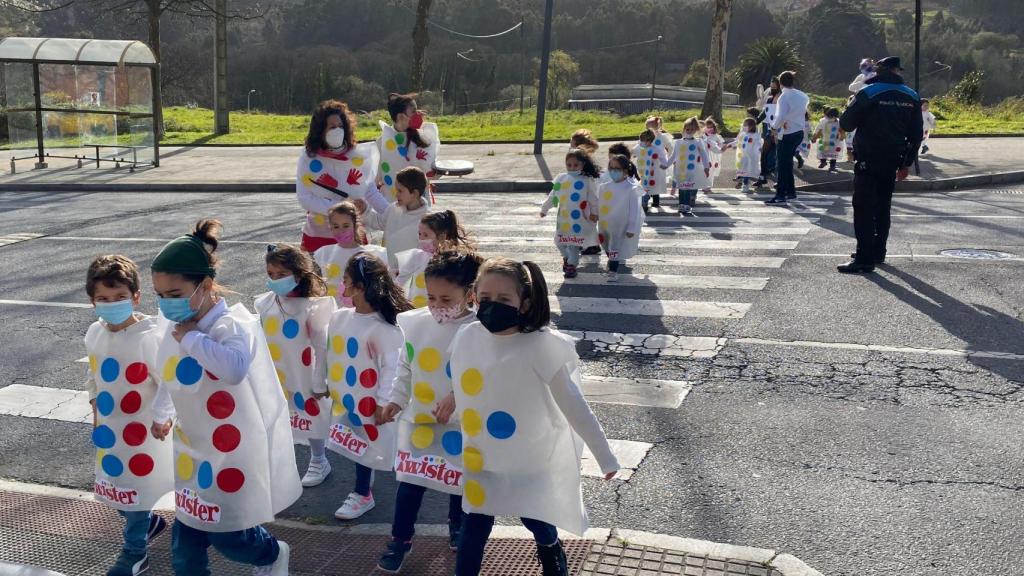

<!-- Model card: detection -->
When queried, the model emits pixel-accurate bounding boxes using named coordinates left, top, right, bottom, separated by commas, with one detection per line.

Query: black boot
left=849, top=251, right=886, bottom=264
left=651, top=194, right=660, bottom=207
left=837, top=259, right=875, bottom=274
left=537, top=540, right=569, bottom=576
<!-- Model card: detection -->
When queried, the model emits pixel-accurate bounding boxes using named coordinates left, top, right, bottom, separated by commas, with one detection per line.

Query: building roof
left=0, top=37, right=156, bottom=66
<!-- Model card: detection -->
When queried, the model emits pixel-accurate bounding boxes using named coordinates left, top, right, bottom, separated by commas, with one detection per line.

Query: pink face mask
left=418, top=238, right=436, bottom=254
left=428, top=303, right=464, bottom=324
left=333, top=229, right=355, bottom=245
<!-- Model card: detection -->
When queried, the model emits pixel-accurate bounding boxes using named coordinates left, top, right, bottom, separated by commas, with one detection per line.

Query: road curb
left=796, top=169, right=1024, bottom=193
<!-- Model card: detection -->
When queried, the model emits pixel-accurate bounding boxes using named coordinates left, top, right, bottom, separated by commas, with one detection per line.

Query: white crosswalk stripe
left=0, top=233, right=44, bottom=247
left=485, top=253, right=787, bottom=268
left=479, top=238, right=799, bottom=250
left=487, top=213, right=820, bottom=224
left=468, top=223, right=814, bottom=235
left=546, top=272, right=769, bottom=290
left=551, top=296, right=750, bottom=319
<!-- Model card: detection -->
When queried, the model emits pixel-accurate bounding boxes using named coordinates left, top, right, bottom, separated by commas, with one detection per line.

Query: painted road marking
left=551, top=296, right=750, bottom=319
left=582, top=439, right=653, bottom=480
left=468, top=224, right=814, bottom=235
left=564, top=331, right=725, bottom=358
left=0, top=233, right=44, bottom=247
left=489, top=214, right=821, bottom=224
left=0, top=384, right=91, bottom=423
left=547, top=272, right=769, bottom=290
left=581, top=375, right=690, bottom=409
left=733, top=338, right=1024, bottom=360
left=500, top=253, right=787, bottom=268
left=479, top=238, right=800, bottom=250
left=0, top=299, right=92, bottom=309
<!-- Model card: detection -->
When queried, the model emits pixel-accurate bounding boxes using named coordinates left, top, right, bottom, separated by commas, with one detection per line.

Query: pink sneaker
left=334, top=492, right=375, bottom=520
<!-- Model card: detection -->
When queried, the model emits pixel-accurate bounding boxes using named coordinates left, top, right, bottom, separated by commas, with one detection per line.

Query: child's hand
left=539, top=211, right=547, bottom=218
left=381, top=402, right=402, bottom=423
left=312, top=390, right=330, bottom=400
left=172, top=320, right=198, bottom=343
left=375, top=175, right=384, bottom=188
left=432, top=392, right=456, bottom=424
left=151, top=419, right=172, bottom=441
left=588, top=214, right=598, bottom=223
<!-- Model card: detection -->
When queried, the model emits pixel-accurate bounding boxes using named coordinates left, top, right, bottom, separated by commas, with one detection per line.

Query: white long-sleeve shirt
left=361, top=185, right=429, bottom=269
left=549, top=364, right=619, bottom=475
left=771, top=87, right=810, bottom=135
left=179, top=299, right=253, bottom=385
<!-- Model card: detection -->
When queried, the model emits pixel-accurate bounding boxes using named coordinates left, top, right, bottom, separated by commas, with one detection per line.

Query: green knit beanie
left=151, top=234, right=217, bottom=278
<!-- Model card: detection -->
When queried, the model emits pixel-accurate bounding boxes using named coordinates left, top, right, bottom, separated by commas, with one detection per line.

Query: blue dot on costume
left=571, top=209, right=581, bottom=220
left=572, top=223, right=582, bottom=233
left=197, top=461, right=213, bottom=489
left=647, top=148, right=653, bottom=156
left=397, top=146, right=408, bottom=157
left=655, top=139, right=662, bottom=146
left=176, top=357, right=203, bottom=386
left=688, top=144, right=696, bottom=151
left=282, top=319, right=300, bottom=339
left=294, top=392, right=304, bottom=411
left=445, top=361, right=451, bottom=379
left=688, top=154, right=695, bottom=161
left=345, top=366, right=357, bottom=387
left=92, top=425, right=116, bottom=449
left=95, top=391, right=115, bottom=417
left=570, top=192, right=580, bottom=202
left=348, top=412, right=363, bottom=427
left=346, top=337, right=359, bottom=359
left=687, top=163, right=695, bottom=170
left=486, top=411, right=516, bottom=439
left=384, top=175, right=393, bottom=186
left=101, top=454, right=123, bottom=477
left=442, top=431, right=462, bottom=456
left=100, top=358, right=119, bottom=383
left=342, top=393, right=355, bottom=413
left=573, top=180, right=584, bottom=190
left=310, top=159, right=323, bottom=173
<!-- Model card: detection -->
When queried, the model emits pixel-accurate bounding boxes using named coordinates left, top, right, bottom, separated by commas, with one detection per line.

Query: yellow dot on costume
left=276, top=368, right=287, bottom=386
left=302, top=174, right=315, bottom=186
left=559, top=223, right=570, bottom=233
left=413, top=381, right=435, bottom=404
left=268, top=342, right=282, bottom=361
left=603, top=190, right=613, bottom=201
left=414, top=274, right=426, bottom=289
left=326, top=263, right=340, bottom=279
left=559, top=195, right=567, bottom=205
left=600, top=221, right=609, bottom=230
left=352, top=156, right=364, bottom=167
left=329, top=362, right=344, bottom=382
left=96, top=448, right=106, bottom=468
left=386, top=140, right=397, bottom=151
left=88, top=355, right=98, bottom=374
left=414, top=412, right=435, bottom=424
left=412, top=295, right=428, bottom=308
left=600, top=205, right=610, bottom=215
left=461, top=368, right=483, bottom=396
left=464, top=479, right=486, bottom=507
left=463, top=446, right=484, bottom=473
left=332, top=335, right=345, bottom=354
left=162, top=356, right=180, bottom=383
left=327, top=285, right=338, bottom=297
left=264, top=316, right=281, bottom=337
left=411, top=425, right=434, bottom=449
left=174, top=425, right=191, bottom=447
left=176, top=453, right=194, bottom=480
left=331, top=390, right=345, bottom=416
left=463, top=408, right=482, bottom=437
left=418, top=348, right=441, bottom=373
left=313, top=214, right=326, bottom=226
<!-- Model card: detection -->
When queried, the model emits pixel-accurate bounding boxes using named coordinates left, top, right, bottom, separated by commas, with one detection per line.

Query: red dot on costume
left=120, top=391, right=142, bottom=415
left=358, top=396, right=377, bottom=417
left=835, top=147, right=841, bottom=151
left=129, top=454, right=154, bottom=477
left=598, top=234, right=606, bottom=244
left=205, top=370, right=219, bottom=381
left=125, top=363, right=148, bottom=385
left=206, top=391, right=235, bottom=419
left=364, top=425, right=379, bottom=441
left=653, top=153, right=659, bottom=159
left=122, top=422, right=147, bottom=446
left=301, top=347, right=313, bottom=367
left=579, top=201, right=588, bottom=210
left=359, top=369, right=377, bottom=388
left=216, top=468, right=245, bottom=493
left=648, top=180, right=655, bottom=186
left=304, top=397, right=320, bottom=416
left=212, top=424, right=241, bottom=453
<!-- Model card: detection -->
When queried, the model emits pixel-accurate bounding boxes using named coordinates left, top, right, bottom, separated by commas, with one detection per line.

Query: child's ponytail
left=566, top=148, right=601, bottom=179
left=477, top=257, right=550, bottom=333
left=346, top=252, right=412, bottom=325
left=266, top=243, right=328, bottom=298
left=610, top=153, right=638, bottom=181
left=422, top=210, right=476, bottom=251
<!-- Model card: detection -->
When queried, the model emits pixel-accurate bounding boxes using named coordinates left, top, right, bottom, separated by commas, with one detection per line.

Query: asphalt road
left=0, top=187, right=1021, bottom=576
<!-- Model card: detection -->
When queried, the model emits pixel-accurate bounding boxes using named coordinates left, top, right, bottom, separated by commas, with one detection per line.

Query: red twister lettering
left=174, top=488, right=221, bottom=524
left=329, top=424, right=368, bottom=456
left=290, top=413, right=312, bottom=432
left=94, top=480, right=138, bottom=506
left=395, top=450, right=463, bottom=488
left=556, top=234, right=586, bottom=246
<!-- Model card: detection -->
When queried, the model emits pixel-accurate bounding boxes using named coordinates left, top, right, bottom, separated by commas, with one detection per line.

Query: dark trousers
left=355, top=463, right=373, bottom=496
left=759, top=133, right=776, bottom=181
left=391, top=481, right=463, bottom=541
left=852, top=158, right=899, bottom=262
left=455, top=514, right=558, bottom=576
left=171, top=521, right=279, bottom=576
left=775, top=131, right=804, bottom=197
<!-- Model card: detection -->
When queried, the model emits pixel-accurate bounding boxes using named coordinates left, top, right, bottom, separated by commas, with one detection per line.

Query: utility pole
left=649, top=35, right=662, bottom=112
left=914, top=0, right=921, bottom=90
left=533, top=0, right=554, bottom=155
left=519, top=5, right=526, bottom=114
left=213, top=0, right=229, bottom=135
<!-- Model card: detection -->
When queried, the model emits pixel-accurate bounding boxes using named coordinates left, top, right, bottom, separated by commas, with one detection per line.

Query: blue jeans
left=355, top=463, right=373, bottom=497
left=558, top=244, right=582, bottom=266
left=679, top=189, right=698, bottom=207
left=391, top=481, right=462, bottom=541
left=119, top=510, right=152, bottom=555
left=775, top=131, right=804, bottom=197
left=455, top=513, right=558, bottom=576
left=171, top=521, right=279, bottom=576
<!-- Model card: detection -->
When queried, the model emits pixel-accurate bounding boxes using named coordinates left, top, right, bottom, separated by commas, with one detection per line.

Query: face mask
left=418, top=238, right=436, bottom=254
left=706, top=128, right=717, bottom=134
left=333, top=229, right=355, bottom=245
left=407, top=112, right=424, bottom=130
left=158, top=284, right=204, bottom=323
left=567, top=170, right=582, bottom=177
left=267, top=275, right=298, bottom=297
left=95, top=300, right=134, bottom=325
left=609, top=169, right=625, bottom=182
left=340, top=294, right=354, bottom=307
left=324, top=127, right=346, bottom=149
left=429, top=302, right=465, bottom=324
left=476, top=300, right=521, bottom=333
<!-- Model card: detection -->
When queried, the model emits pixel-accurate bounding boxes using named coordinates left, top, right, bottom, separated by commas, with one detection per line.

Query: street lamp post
left=533, top=0, right=554, bottom=155
left=247, top=89, right=257, bottom=114
left=914, top=0, right=922, bottom=91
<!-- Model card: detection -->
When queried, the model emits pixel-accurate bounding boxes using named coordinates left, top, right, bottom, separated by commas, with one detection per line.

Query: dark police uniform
left=838, top=58, right=923, bottom=272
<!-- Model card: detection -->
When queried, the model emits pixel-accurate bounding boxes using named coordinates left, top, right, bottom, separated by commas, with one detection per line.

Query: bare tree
left=410, top=0, right=433, bottom=92
left=701, top=0, right=733, bottom=125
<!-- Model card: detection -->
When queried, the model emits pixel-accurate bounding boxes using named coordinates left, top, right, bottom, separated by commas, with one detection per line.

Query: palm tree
left=733, top=37, right=803, bottom=100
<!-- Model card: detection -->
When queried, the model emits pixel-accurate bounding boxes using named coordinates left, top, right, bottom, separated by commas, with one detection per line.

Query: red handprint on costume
left=347, top=169, right=362, bottom=186
left=415, top=149, right=428, bottom=161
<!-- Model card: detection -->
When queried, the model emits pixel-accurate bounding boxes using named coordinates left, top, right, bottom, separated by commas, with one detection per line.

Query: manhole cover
left=939, top=248, right=1017, bottom=260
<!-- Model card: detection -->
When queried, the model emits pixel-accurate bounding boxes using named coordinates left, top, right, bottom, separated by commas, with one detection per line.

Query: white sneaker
left=301, top=457, right=331, bottom=487
left=253, top=540, right=289, bottom=576
left=741, top=185, right=751, bottom=193
left=606, top=271, right=618, bottom=282
left=334, top=491, right=375, bottom=520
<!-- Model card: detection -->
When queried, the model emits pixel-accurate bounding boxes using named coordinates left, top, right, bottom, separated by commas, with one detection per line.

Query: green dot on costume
left=92, top=424, right=116, bottom=449
left=176, top=357, right=203, bottom=385
left=282, top=319, right=300, bottom=339
left=100, top=358, right=120, bottom=383
left=486, top=411, right=516, bottom=439
left=95, top=391, right=115, bottom=417
left=406, top=342, right=415, bottom=362
left=442, top=430, right=462, bottom=456
left=197, top=460, right=213, bottom=489
left=101, top=454, right=124, bottom=477
left=395, top=133, right=405, bottom=145
left=381, top=161, right=390, bottom=173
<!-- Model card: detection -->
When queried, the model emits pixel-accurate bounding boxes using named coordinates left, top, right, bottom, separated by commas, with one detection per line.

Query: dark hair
left=345, top=252, right=412, bottom=325
left=607, top=142, right=630, bottom=157
left=779, top=70, right=796, bottom=88
left=746, top=107, right=760, bottom=119
left=425, top=250, right=484, bottom=289
left=703, top=117, right=719, bottom=130
left=608, top=153, right=639, bottom=180
left=825, top=107, right=840, bottom=119
left=395, top=166, right=428, bottom=197
left=184, top=219, right=222, bottom=285
left=421, top=210, right=475, bottom=251
left=86, top=254, right=141, bottom=298
left=327, top=201, right=368, bottom=245
left=476, top=258, right=550, bottom=333
left=639, top=129, right=656, bottom=143
left=266, top=243, right=327, bottom=298
left=921, top=98, right=930, bottom=105
left=742, top=117, right=757, bottom=131
left=387, top=93, right=430, bottom=149
left=565, top=148, right=601, bottom=179
left=569, top=129, right=599, bottom=154
left=304, top=100, right=356, bottom=157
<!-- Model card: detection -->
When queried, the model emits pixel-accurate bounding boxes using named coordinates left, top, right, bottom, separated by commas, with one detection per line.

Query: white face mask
left=325, top=127, right=346, bottom=149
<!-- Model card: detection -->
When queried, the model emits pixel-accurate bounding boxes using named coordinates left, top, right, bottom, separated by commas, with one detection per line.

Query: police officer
left=837, top=56, right=923, bottom=273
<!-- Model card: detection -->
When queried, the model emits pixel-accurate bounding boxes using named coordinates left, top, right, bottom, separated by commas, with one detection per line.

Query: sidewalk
left=0, top=137, right=1021, bottom=193
left=0, top=483, right=820, bottom=576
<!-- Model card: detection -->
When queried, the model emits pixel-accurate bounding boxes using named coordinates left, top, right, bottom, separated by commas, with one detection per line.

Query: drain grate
left=939, top=248, right=1017, bottom=260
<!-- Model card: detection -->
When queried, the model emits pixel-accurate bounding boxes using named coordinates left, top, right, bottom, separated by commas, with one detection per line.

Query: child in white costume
left=150, top=219, right=298, bottom=576
left=450, top=258, right=619, bottom=576
left=359, top=166, right=431, bottom=270
left=313, top=201, right=386, bottom=306
left=256, top=243, right=336, bottom=489
left=378, top=93, right=439, bottom=204
left=662, top=116, right=711, bottom=215
left=325, top=252, right=410, bottom=521
left=812, top=107, right=845, bottom=171
left=921, top=98, right=936, bottom=154
left=296, top=100, right=379, bottom=253
left=394, top=209, right=476, bottom=309
left=598, top=153, right=644, bottom=282
left=634, top=129, right=672, bottom=213
left=540, top=148, right=600, bottom=279
left=85, top=255, right=173, bottom=576
left=732, top=118, right=763, bottom=193
left=702, top=117, right=726, bottom=191
left=376, top=251, right=485, bottom=572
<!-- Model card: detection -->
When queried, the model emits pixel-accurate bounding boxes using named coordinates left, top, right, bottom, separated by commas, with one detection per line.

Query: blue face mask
left=95, top=300, right=134, bottom=325
left=267, top=275, right=298, bottom=297
left=158, top=284, right=204, bottom=323
left=609, top=169, right=625, bottom=182
left=568, top=170, right=582, bottom=177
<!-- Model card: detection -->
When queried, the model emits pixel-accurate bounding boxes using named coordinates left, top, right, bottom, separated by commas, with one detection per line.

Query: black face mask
left=476, top=300, right=521, bottom=333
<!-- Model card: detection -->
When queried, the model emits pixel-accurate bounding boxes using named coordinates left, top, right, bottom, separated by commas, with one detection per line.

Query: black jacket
left=840, top=72, right=924, bottom=166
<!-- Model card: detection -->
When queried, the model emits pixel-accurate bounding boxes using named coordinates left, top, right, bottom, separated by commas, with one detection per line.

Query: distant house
left=569, top=84, right=740, bottom=114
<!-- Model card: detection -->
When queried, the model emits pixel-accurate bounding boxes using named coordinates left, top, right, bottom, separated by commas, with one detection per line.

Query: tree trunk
left=213, top=0, right=229, bottom=135
left=410, top=0, right=433, bottom=92
left=146, top=0, right=163, bottom=138
left=701, top=0, right=733, bottom=125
